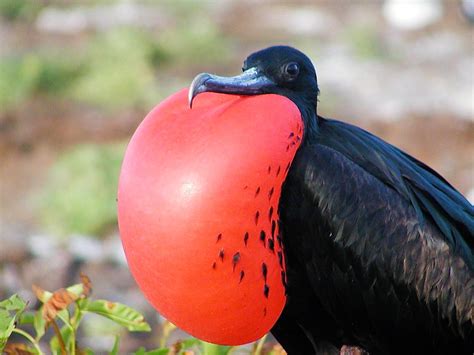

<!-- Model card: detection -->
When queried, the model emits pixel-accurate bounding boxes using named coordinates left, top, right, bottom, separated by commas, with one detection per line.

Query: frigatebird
left=188, top=46, right=474, bottom=354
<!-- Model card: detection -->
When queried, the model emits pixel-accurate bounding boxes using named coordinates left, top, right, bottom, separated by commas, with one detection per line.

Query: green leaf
left=56, top=309, right=70, bottom=325
left=202, top=341, right=232, bottom=355
left=146, top=349, right=169, bottom=355
left=133, top=347, right=146, bottom=355
left=50, top=325, right=72, bottom=355
left=76, top=298, right=89, bottom=311
left=19, top=311, right=35, bottom=325
left=0, top=309, right=16, bottom=352
left=34, top=306, right=46, bottom=340
left=66, top=283, right=86, bottom=298
left=133, top=347, right=169, bottom=355
left=0, top=294, right=27, bottom=312
left=180, top=337, right=203, bottom=349
left=109, top=335, right=120, bottom=355
left=0, top=294, right=28, bottom=352
left=83, top=300, right=151, bottom=332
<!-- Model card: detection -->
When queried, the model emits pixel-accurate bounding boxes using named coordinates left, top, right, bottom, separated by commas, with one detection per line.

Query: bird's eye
left=284, top=62, right=299, bottom=78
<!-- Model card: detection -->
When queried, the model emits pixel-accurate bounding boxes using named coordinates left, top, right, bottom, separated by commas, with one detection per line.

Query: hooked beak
left=188, top=67, right=275, bottom=108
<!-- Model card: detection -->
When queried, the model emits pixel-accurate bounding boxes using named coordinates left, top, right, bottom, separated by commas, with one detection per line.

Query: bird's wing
left=318, top=118, right=474, bottom=255
left=280, top=118, right=473, bottom=350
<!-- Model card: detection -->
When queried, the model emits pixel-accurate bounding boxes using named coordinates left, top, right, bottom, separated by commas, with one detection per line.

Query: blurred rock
left=103, top=233, right=128, bottom=266
left=22, top=251, right=72, bottom=293
left=256, top=6, right=337, bottom=36
left=1, top=264, right=23, bottom=295
left=461, top=0, right=474, bottom=23
left=0, top=223, right=29, bottom=263
left=81, top=316, right=121, bottom=352
left=35, top=1, right=169, bottom=34
left=383, top=0, right=443, bottom=30
left=68, top=234, right=104, bottom=262
left=406, top=31, right=464, bottom=64
left=317, top=49, right=473, bottom=122
left=27, top=233, right=60, bottom=258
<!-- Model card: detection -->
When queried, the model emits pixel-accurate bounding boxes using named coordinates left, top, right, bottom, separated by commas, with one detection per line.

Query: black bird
left=188, top=46, right=474, bottom=354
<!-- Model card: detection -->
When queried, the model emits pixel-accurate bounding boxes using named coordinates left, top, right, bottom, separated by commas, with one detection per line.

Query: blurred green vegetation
left=0, top=0, right=42, bottom=21
left=0, top=4, right=230, bottom=112
left=0, top=24, right=228, bottom=112
left=0, top=53, right=83, bottom=109
left=0, top=1, right=232, bottom=238
left=70, top=28, right=161, bottom=111
left=344, top=25, right=387, bottom=59
left=39, top=143, right=126, bottom=237
left=0, top=56, right=37, bottom=109
left=70, top=23, right=229, bottom=110
left=156, top=19, right=231, bottom=67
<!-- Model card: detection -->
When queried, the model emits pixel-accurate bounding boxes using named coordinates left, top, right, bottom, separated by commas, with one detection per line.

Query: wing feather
left=279, top=124, right=474, bottom=352
left=318, top=118, right=474, bottom=252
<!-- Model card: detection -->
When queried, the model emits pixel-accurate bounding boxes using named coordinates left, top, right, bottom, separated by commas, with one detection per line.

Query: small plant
left=0, top=276, right=284, bottom=354
left=0, top=274, right=150, bottom=354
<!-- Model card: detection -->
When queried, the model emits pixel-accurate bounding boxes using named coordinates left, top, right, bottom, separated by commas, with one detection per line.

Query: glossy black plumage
left=189, top=46, right=474, bottom=354
left=276, top=119, right=473, bottom=354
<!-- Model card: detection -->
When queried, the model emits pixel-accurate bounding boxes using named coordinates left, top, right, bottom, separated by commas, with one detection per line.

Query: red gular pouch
left=118, top=88, right=303, bottom=345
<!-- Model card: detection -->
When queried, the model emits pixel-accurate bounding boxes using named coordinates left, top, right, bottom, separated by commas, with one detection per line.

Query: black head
left=242, top=46, right=319, bottom=109
left=189, top=46, right=319, bottom=127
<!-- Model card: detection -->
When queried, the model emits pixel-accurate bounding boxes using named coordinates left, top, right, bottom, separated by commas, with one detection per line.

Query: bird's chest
left=278, top=164, right=378, bottom=341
